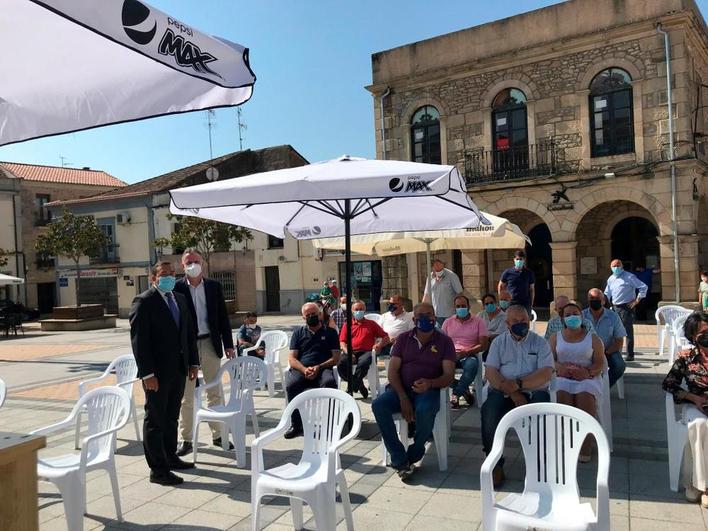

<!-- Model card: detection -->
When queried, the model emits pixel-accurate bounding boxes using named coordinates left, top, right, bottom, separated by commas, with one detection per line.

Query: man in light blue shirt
left=604, top=259, right=647, bottom=361
left=582, top=288, right=627, bottom=387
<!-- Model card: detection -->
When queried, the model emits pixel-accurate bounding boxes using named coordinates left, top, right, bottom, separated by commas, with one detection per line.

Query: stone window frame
left=577, top=58, right=645, bottom=168
left=410, top=105, right=442, bottom=164
left=480, top=79, right=538, bottom=157
left=401, top=96, right=449, bottom=164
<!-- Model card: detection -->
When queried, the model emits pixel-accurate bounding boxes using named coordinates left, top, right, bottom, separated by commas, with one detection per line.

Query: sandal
left=450, top=394, right=460, bottom=409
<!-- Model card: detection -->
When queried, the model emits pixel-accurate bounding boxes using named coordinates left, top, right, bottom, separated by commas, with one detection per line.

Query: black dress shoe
left=176, top=441, right=193, bottom=457
left=284, top=426, right=303, bottom=439
left=212, top=437, right=235, bottom=450
left=626, top=352, right=635, bottom=361
left=150, top=471, right=184, bottom=486
left=168, top=457, right=195, bottom=470
left=359, top=385, right=369, bottom=399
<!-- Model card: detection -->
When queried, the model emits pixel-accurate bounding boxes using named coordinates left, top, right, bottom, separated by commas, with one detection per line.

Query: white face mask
left=185, top=263, right=202, bottom=278
left=340, top=304, right=347, bottom=310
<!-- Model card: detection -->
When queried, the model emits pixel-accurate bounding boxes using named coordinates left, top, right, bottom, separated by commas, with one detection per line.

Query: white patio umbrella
left=312, top=213, right=530, bottom=272
left=0, top=274, right=25, bottom=286
left=169, top=155, right=490, bottom=393
left=1, top=0, right=255, bottom=146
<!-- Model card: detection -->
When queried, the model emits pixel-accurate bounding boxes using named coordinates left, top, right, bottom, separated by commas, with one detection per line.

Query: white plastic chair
left=31, top=387, right=131, bottom=531
left=656, top=305, right=691, bottom=358
left=74, top=354, right=140, bottom=449
left=380, top=387, right=450, bottom=471
left=243, top=330, right=288, bottom=397
left=0, top=377, right=6, bottom=409
left=193, top=356, right=267, bottom=468
left=364, top=313, right=384, bottom=326
left=480, top=402, right=610, bottom=531
left=530, top=309, right=538, bottom=333
left=251, top=388, right=360, bottom=531
left=665, top=391, right=689, bottom=492
left=669, top=313, right=693, bottom=364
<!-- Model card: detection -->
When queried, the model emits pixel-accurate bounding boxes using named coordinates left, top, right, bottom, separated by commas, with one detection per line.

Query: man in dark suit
left=174, top=249, right=236, bottom=456
left=130, top=261, right=199, bottom=486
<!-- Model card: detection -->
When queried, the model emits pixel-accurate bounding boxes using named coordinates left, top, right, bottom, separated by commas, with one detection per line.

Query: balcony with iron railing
left=464, top=140, right=568, bottom=186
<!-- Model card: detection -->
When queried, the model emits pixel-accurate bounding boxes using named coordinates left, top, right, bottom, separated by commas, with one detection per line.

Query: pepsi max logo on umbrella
left=158, top=29, right=220, bottom=77
left=388, top=176, right=432, bottom=193
left=388, top=178, right=404, bottom=192
left=122, top=0, right=156, bottom=45
left=293, top=226, right=322, bottom=238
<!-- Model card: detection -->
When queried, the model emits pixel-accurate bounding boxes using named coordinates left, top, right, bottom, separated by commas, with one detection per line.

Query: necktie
left=166, top=292, right=180, bottom=328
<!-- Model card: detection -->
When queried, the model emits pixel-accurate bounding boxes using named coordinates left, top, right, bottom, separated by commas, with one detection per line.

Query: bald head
left=588, top=288, right=604, bottom=301
left=413, top=302, right=435, bottom=319
left=505, top=304, right=529, bottom=323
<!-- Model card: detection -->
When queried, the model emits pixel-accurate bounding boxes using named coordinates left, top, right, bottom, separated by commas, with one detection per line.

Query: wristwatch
left=516, top=378, right=524, bottom=391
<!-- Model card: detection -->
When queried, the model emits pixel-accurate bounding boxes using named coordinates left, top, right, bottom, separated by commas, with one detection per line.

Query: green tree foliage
left=157, top=214, right=252, bottom=267
left=0, top=248, right=8, bottom=268
left=35, top=209, right=107, bottom=306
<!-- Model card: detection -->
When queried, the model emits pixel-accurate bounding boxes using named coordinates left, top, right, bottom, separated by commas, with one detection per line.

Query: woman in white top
left=549, top=302, right=605, bottom=460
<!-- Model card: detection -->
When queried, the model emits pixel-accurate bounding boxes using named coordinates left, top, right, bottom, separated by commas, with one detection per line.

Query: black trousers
left=337, top=350, right=373, bottom=393
left=285, top=368, right=337, bottom=430
left=143, top=373, right=186, bottom=473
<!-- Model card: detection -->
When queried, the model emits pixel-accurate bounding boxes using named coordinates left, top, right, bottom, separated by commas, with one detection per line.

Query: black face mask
left=589, top=299, right=603, bottom=311
left=306, top=314, right=320, bottom=327
left=697, top=333, right=708, bottom=348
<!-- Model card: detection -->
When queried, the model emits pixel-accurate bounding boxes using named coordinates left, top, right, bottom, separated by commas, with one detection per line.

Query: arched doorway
left=611, top=216, right=660, bottom=320
left=575, top=201, right=661, bottom=321
left=491, top=209, right=554, bottom=312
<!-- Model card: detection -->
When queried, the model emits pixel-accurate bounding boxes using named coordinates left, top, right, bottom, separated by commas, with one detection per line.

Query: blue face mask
left=156, top=276, right=176, bottom=292
left=514, top=259, right=525, bottom=268
left=564, top=315, right=583, bottom=329
left=387, top=303, right=398, bottom=313
left=416, top=316, right=435, bottom=333
left=611, top=266, right=623, bottom=276
left=499, top=300, right=510, bottom=310
left=485, top=303, right=497, bottom=313
left=510, top=322, right=529, bottom=338
left=353, top=310, right=365, bottom=320
left=455, top=307, right=469, bottom=319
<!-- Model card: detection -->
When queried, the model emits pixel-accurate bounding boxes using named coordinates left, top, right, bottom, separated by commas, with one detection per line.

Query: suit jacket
left=173, top=277, right=234, bottom=358
left=129, top=287, right=199, bottom=379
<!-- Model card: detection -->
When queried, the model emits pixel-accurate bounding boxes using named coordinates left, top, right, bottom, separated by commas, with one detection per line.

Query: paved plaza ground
left=1, top=316, right=706, bottom=530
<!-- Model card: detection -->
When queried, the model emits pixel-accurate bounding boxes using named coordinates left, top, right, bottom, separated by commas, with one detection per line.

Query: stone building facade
left=368, top=0, right=708, bottom=315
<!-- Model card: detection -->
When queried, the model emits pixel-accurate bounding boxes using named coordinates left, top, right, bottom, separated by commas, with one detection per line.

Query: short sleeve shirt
left=485, top=330, right=554, bottom=390
left=423, top=268, right=463, bottom=318
left=500, top=267, right=535, bottom=306
left=441, top=315, right=488, bottom=352
left=382, top=311, right=415, bottom=339
left=339, top=318, right=387, bottom=352
left=290, top=325, right=340, bottom=367
left=582, top=308, right=626, bottom=352
left=477, top=310, right=508, bottom=336
left=392, top=329, right=456, bottom=389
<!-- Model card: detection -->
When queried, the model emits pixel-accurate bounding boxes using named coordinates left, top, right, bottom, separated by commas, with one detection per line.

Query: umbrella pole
left=426, top=241, right=432, bottom=276
left=344, top=199, right=353, bottom=395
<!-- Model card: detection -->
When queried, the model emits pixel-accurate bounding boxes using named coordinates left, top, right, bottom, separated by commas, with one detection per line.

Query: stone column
left=381, top=255, right=409, bottom=304
left=658, top=234, right=700, bottom=302
left=549, top=241, right=578, bottom=303
left=461, top=250, right=487, bottom=301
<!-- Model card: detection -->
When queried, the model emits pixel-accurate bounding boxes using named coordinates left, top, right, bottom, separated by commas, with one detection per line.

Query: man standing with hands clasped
left=174, top=249, right=236, bottom=457
left=130, top=261, right=199, bottom=486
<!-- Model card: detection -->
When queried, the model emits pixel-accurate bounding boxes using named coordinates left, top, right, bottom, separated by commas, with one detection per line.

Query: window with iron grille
left=211, top=271, right=236, bottom=300
left=589, top=68, right=634, bottom=157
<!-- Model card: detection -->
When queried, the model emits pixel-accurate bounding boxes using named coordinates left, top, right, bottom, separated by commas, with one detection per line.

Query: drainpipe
left=657, top=22, right=681, bottom=303
left=380, top=86, right=391, bottom=160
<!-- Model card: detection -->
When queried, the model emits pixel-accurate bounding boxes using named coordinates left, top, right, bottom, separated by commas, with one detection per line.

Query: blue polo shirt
left=500, top=267, right=535, bottom=307
left=582, top=308, right=626, bottom=353
left=290, top=324, right=339, bottom=367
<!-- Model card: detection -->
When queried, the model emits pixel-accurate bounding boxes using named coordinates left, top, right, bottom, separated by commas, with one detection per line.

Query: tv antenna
left=237, top=107, right=247, bottom=151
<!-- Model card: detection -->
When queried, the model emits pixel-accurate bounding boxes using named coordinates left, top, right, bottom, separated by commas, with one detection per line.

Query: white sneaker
left=685, top=485, right=701, bottom=503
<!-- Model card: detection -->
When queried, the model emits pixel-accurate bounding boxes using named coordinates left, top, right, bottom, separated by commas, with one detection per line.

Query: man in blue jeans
left=582, top=288, right=627, bottom=387
left=372, top=302, right=456, bottom=480
left=481, top=305, right=554, bottom=487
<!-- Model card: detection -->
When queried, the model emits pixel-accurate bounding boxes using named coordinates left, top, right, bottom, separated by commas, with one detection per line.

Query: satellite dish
left=206, top=167, right=219, bottom=181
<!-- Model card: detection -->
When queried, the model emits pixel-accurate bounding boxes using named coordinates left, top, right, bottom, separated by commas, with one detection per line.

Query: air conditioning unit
left=116, top=212, right=131, bottom=224
left=278, top=256, right=286, bottom=262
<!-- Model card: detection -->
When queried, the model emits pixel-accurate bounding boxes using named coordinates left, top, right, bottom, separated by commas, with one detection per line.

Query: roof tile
left=0, top=162, right=126, bottom=187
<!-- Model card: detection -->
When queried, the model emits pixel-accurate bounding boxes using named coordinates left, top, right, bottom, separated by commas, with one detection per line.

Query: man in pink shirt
left=442, top=295, right=489, bottom=408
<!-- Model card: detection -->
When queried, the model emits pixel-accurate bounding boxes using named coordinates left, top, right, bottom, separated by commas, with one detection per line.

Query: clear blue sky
left=1, top=0, right=706, bottom=184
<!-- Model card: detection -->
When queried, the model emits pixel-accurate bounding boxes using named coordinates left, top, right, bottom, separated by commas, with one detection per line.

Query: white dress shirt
left=381, top=310, right=415, bottom=339
left=186, top=279, right=210, bottom=337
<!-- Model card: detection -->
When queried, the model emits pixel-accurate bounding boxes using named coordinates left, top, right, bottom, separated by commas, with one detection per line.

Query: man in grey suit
left=130, top=261, right=200, bottom=486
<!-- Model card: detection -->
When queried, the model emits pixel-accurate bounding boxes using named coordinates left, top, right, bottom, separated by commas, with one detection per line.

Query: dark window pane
left=613, top=90, right=630, bottom=108
left=414, top=143, right=423, bottom=157
left=595, top=129, right=604, bottom=145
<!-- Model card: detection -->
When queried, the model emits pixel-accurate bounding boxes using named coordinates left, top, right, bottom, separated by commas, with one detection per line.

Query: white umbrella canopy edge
left=0, top=274, right=25, bottom=286
left=1, top=0, right=256, bottom=146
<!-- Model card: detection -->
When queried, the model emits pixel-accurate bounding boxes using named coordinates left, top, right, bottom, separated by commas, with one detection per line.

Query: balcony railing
left=464, top=141, right=564, bottom=185
left=89, top=244, right=120, bottom=265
